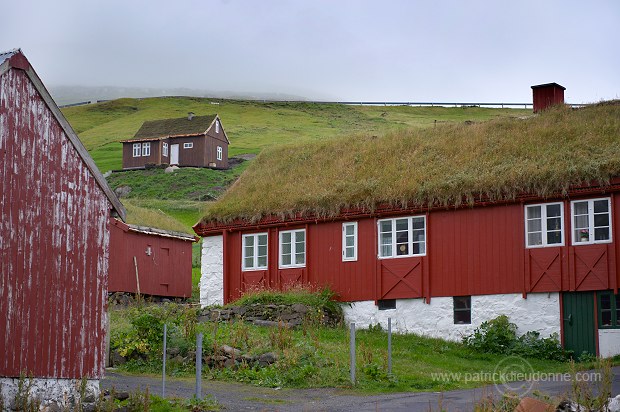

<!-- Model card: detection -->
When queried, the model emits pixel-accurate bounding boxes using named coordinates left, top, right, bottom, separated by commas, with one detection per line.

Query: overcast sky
left=2, top=0, right=619, bottom=103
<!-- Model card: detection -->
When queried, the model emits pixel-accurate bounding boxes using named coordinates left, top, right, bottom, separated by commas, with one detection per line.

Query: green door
left=562, top=292, right=596, bottom=357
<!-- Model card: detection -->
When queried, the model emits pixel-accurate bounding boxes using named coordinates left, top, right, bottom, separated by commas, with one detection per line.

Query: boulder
left=220, top=345, right=242, bottom=357
left=258, top=352, right=278, bottom=366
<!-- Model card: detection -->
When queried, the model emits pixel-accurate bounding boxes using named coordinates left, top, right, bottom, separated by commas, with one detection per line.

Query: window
left=242, top=233, right=268, bottom=271
left=142, top=142, right=151, bottom=157
left=342, top=222, right=357, bottom=261
left=279, top=229, right=305, bottom=268
left=184, top=142, right=193, bottom=149
left=571, top=198, right=612, bottom=244
left=378, top=216, right=426, bottom=258
left=378, top=299, right=396, bottom=310
left=132, top=143, right=141, bottom=157
left=215, top=120, right=220, bottom=133
left=217, top=146, right=223, bottom=161
left=525, top=202, right=564, bottom=247
left=598, top=291, right=620, bottom=329
left=453, top=296, right=471, bottom=324
left=162, top=142, right=168, bottom=157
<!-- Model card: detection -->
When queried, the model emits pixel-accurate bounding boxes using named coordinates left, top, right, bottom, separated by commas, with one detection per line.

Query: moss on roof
left=132, top=114, right=217, bottom=139
left=200, top=103, right=620, bottom=224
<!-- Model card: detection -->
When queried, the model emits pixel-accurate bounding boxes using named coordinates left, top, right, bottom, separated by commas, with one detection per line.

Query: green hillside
left=61, top=97, right=531, bottom=231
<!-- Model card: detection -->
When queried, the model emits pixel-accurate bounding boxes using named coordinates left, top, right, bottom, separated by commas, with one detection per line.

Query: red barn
left=532, top=82, right=566, bottom=113
left=195, top=101, right=620, bottom=358
left=109, top=219, right=197, bottom=298
left=0, top=49, right=125, bottom=406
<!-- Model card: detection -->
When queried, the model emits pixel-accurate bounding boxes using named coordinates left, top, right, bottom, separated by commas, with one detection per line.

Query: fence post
left=387, top=318, right=392, bottom=375
left=350, top=322, right=356, bottom=385
left=196, top=332, right=203, bottom=399
left=162, top=323, right=167, bottom=397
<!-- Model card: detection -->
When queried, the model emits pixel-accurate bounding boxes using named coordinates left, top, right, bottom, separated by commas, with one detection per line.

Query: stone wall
left=0, top=377, right=99, bottom=410
left=200, top=303, right=341, bottom=327
left=342, top=293, right=561, bottom=341
left=201, top=235, right=224, bottom=307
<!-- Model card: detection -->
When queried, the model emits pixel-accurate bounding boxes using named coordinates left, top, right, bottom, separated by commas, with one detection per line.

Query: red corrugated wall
left=108, top=220, right=193, bottom=298
left=221, top=197, right=619, bottom=304
left=533, top=86, right=565, bottom=112
left=0, top=67, right=111, bottom=378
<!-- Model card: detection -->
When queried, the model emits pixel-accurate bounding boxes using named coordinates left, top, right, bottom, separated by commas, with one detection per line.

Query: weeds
left=568, top=358, right=613, bottom=411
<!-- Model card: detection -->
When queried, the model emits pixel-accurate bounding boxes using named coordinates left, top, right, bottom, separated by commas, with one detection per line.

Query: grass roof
left=200, top=103, right=620, bottom=224
left=132, top=114, right=216, bottom=139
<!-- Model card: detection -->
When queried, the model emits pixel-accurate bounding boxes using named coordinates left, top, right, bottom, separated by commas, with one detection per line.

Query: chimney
left=188, top=112, right=195, bottom=120
left=531, top=83, right=566, bottom=113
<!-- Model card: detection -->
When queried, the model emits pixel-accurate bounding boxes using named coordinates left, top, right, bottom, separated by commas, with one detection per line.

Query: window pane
left=594, top=214, right=609, bottom=227
left=244, top=257, right=253, bottom=268
left=547, top=231, right=562, bottom=244
left=527, top=206, right=541, bottom=219
left=295, top=241, right=304, bottom=254
left=295, top=231, right=305, bottom=243
left=454, top=296, right=470, bottom=310
left=454, top=311, right=471, bottom=324
left=295, top=253, right=305, bottom=265
left=395, top=218, right=408, bottom=231
left=381, top=244, right=392, bottom=257
left=600, top=294, right=611, bottom=310
left=412, top=229, right=424, bottom=242
left=380, top=221, right=392, bottom=233
left=595, top=228, right=609, bottom=241
left=346, top=237, right=354, bottom=247
left=574, top=215, right=588, bottom=229
left=257, top=245, right=267, bottom=256
left=282, top=254, right=291, bottom=266
left=258, top=234, right=267, bottom=246
left=594, top=200, right=608, bottom=213
left=245, top=236, right=254, bottom=247
left=396, top=243, right=409, bottom=255
left=411, top=217, right=425, bottom=230
left=282, top=243, right=291, bottom=255
left=547, top=217, right=561, bottom=231
left=345, top=248, right=354, bottom=258
left=244, top=246, right=254, bottom=258
left=546, top=204, right=561, bottom=217
left=257, top=256, right=267, bottom=267
left=282, top=232, right=291, bottom=244
left=573, top=201, right=588, bottom=215
left=601, top=311, right=612, bottom=327
left=527, top=219, right=542, bottom=232
left=528, top=233, right=542, bottom=246
left=345, top=225, right=354, bottom=236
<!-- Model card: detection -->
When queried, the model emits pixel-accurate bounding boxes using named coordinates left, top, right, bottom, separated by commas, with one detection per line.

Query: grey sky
left=2, top=0, right=619, bottom=103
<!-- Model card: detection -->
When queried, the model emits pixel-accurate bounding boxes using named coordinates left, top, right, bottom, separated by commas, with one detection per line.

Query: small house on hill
left=121, top=113, right=229, bottom=170
left=109, top=219, right=197, bottom=298
left=194, top=98, right=620, bottom=359
left=0, top=49, right=125, bottom=406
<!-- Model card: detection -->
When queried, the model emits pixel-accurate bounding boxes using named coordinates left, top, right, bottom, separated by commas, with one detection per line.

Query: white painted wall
left=200, top=235, right=224, bottom=307
left=343, top=293, right=560, bottom=342
left=0, top=378, right=99, bottom=410
left=599, top=329, right=620, bottom=358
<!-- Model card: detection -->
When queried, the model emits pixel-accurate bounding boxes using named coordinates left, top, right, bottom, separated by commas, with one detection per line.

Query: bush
left=463, top=315, right=568, bottom=361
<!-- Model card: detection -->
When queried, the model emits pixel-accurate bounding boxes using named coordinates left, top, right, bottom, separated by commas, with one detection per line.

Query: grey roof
left=0, top=49, right=20, bottom=66
left=126, top=224, right=198, bottom=241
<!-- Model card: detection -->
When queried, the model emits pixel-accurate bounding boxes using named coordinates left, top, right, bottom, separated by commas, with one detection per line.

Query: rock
left=40, top=402, right=62, bottom=412
left=609, top=395, right=620, bottom=412
left=167, top=347, right=181, bottom=357
left=110, top=349, right=126, bottom=367
left=258, top=352, right=278, bottom=366
left=82, top=404, right=97, bottom=412
left=241, top=354, right=256, bottom=363
left=113, top=185, right=131, bottom=198
left=513, top=397, right=554, bottom=412
left=253, top=319, right=293, bottom=328
left=197, top=315, right=210, bottom=323
left=220, top=345, right=242, bottom=357
left=223, top=358, right=236, bottom=369
left=232, top=306, right=248, bottom=316
left=82, top=392, right=96, bottom=403
left=171, top=355, right=184, bottom=364
left=291, top=303, right=309, bottom=313
left=114, top=391, right=130, bottom=401
left=164, top=166, right=178, bottom=173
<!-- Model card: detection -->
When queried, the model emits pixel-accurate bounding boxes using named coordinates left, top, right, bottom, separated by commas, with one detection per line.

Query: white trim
left=377, top=215, right=426, bottom=259
left=524, top=202, right=565, bottom=248
left=215, top=120, right=220, bottom=134
left=217, top=145, right=223, bottom=161
left=570, top=198, right=612, bottom=245
left=242, top=233, right=268, bottom=271
left=132, top=142, right=141, bottom=157
left=279, top=229, right=306, bottom=268
left=162, top=142, right=168, bottom=157
left=183, top=142, right=193, bottom=149
left=342, top=222, right=358, bottom=261
left=142, top=142, right=151, bottom=156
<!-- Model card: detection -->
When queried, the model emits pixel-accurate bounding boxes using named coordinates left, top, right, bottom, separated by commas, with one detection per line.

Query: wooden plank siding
left=0, top=67, right=111, bottom=378
left=220, top=194, right=620, bottom=304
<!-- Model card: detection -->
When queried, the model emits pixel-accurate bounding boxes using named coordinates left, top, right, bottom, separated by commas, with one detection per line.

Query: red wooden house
left=0, top=49, right=125, bottom=406
left=194, top=98, right=620, bottom=358
left=109, top=219, right=197, bottom=298
left=120, top=113, right=229, bottom=170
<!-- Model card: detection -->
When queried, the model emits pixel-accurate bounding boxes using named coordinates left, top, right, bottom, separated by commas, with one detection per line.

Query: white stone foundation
left=599, top=329, right=620, bottom=358
left=200, top=235, right=224, bottom=307
left=343, top=293, right=561, bottom=342
left=0, top=377, right=99, bottom=410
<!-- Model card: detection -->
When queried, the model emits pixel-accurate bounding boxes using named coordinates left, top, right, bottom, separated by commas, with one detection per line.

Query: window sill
left=378, top=253, right=426, bottom=260
left=241, top=267, right=268, bottom=272
left=279, top=265, right=306, bottom=269
left=525, top=243, right=564, bottom=249
left=572, top=239, right=613, bottom=246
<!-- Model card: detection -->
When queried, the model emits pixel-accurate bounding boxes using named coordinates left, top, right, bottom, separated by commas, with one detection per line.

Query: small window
left=378, top=216, right=426, bottom=258
left=184, top=142, right=193, bottom=149
left=454, top=296, right=471, bottom=324
left=525, top=202, right=564, bottom=247
left=342, top=222, right=358, bottom=261
left=279, top=229, right=305, bottom=268
left=571, top=198, right=612, bottom=245
left=217, top=146, right=223, bottom=161
left=378, top=299, right=396, bottom=310
left=215, top=120, right=220, bottom=134
left=242, top=233, right=268, bottom=271
left=162, top=142, right=168, bottom=157
left=142, top=142, right=151, bottom=157
left=598, top=291, right=620, bottom=329
left=132, top=143, right=141, bottom=157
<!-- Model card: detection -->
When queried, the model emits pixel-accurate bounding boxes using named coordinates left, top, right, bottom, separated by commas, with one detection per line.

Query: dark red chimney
left=531, top=83, right=566, bottom=113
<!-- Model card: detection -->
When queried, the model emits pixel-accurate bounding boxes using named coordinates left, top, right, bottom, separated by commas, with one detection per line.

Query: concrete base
left=0, top=377, right=99, bottom=410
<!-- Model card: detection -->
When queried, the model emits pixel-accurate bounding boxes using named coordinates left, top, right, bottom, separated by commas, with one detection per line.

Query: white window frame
left=571, top=198, right=612, bottom=245
left=279, top=229, right=306, bottom=268
left=132, top=143, right=142, bottom=157
left=162, top=142, right=168, bottom=157
left=217, top=146, right=223, bottom=161
left=215, top=120, right=220, bottom=133
left=524, top=202, right=565, bottom=248
left=184, top=142, right=193, bottom=149
left=342, top=222, right=358, bottom=262
left=242, top=233, right=268, bottom=271
left=142, top=142, right=151, bottom=157
left=377, top=215, right=426, bottom=259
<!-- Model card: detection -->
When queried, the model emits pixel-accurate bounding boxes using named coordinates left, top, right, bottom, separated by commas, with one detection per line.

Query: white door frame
left=170, top=144, right=179, bottom=165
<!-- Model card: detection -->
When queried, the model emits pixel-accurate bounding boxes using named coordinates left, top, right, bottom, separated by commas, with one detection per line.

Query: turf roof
left=131, top=114, right=217, bottom=139
left=200, top=103, right=620, bottom=225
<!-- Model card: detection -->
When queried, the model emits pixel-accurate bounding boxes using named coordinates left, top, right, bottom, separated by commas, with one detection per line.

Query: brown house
left=121, top=113, right=229, bottom=170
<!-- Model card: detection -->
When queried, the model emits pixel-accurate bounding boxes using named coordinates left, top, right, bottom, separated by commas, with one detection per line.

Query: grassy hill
left=61, top=97, right=531, bottom=231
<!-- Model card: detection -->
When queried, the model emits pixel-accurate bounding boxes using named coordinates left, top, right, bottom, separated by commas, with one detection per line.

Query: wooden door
left=170, top=144, right=179, bottom=165
left=562, top=292, right=596, bottom=357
